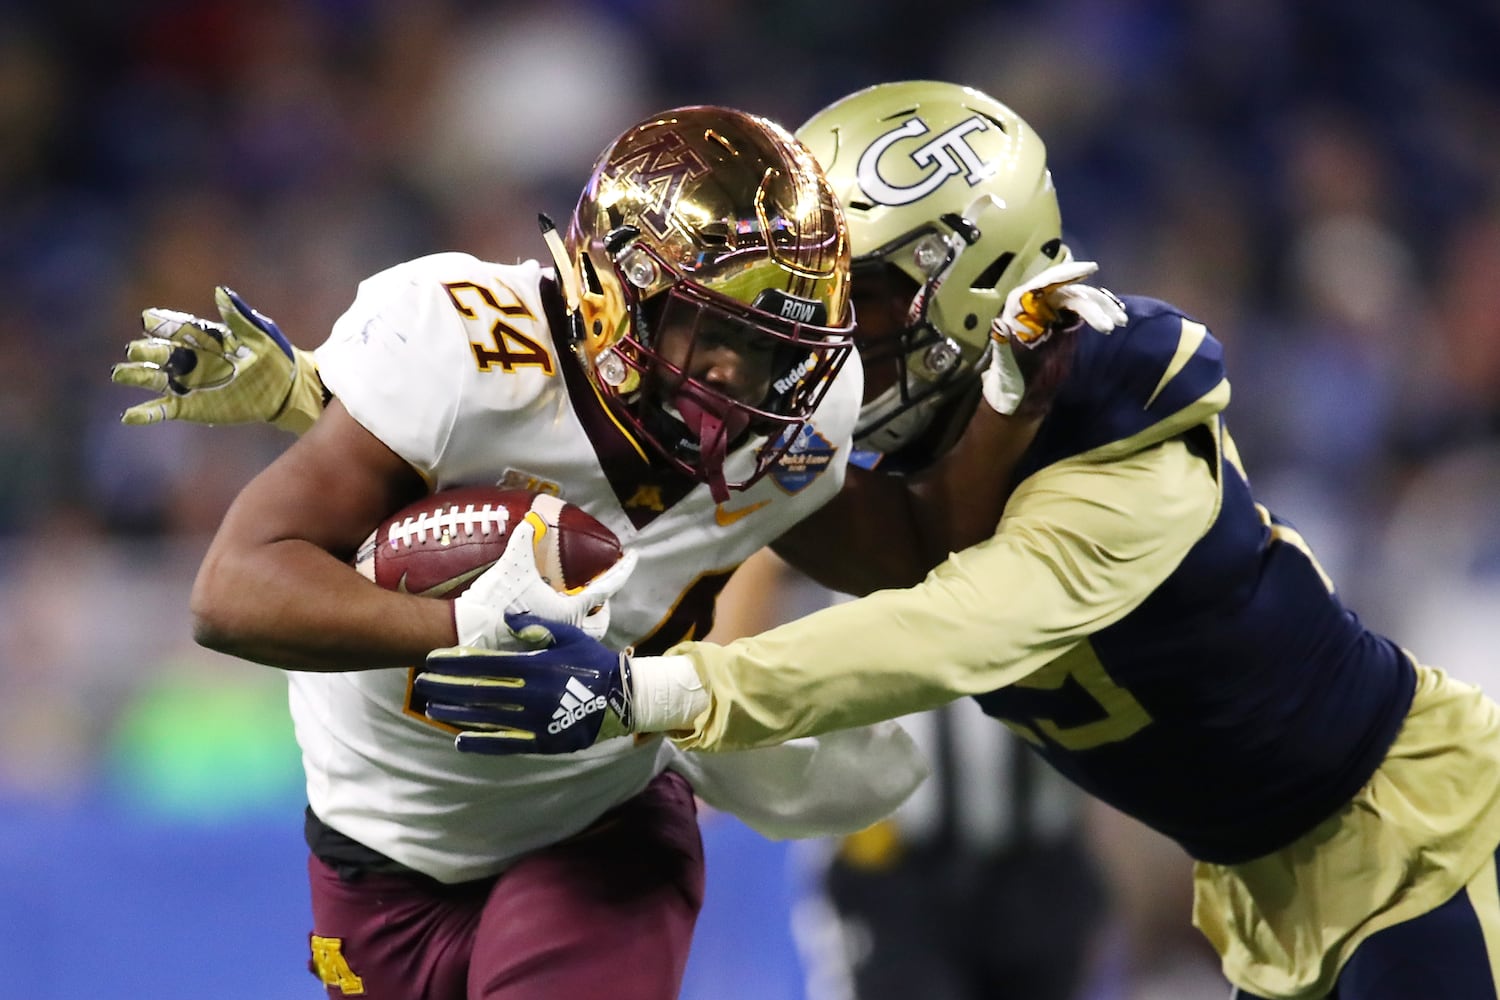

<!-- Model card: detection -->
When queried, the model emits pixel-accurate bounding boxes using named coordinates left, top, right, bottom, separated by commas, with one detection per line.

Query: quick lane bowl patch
left=769, top=423, right=836, bottom=494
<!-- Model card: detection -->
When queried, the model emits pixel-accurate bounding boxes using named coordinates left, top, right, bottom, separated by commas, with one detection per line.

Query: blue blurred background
left=3, top=1, right=1500, bottom=997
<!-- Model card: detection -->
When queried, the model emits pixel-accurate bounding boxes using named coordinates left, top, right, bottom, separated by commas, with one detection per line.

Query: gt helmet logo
left=856, top=116, right=999, bottom=206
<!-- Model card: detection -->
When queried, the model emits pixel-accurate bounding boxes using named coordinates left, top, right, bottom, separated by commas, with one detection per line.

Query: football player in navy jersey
left=704, top=81, right=1118, bottom=1000
left=414, top=82, right=1500, bottom=1000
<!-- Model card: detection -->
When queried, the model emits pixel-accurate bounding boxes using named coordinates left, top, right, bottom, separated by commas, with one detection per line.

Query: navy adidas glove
left=415, top=614, right=635, bottom=755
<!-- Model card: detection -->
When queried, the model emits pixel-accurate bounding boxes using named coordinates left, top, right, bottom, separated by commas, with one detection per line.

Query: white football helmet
left=797, top=80, right=1066, bottom=456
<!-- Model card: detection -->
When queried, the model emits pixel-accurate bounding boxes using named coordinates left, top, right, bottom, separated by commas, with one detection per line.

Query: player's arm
left=771, top=264, right=1126, bottom=596
left=413, top=430, right=1218, bottom=754
left=111, top=287, right=326, bottom=433
left=771, top=405, right=1042, bottom=595
left=679, top=433, right=1218, bottom=750
left=704, top=548, right=801, bottom=643
left=190, top=399, right=452, bottom=670
left=192, top=400, right=633, bottom=671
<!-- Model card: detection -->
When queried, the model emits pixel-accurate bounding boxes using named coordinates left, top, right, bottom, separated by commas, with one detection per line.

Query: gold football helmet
left=546, top=106, right=855, bottom=500
left=796, top=80, right=1065, bottom=455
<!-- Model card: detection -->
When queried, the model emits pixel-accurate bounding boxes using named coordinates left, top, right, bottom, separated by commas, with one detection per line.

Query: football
left=353, top=486, right=623, bottom=599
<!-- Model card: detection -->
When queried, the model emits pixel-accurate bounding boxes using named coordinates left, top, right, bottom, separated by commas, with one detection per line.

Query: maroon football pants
left=305, top=771, right=704, bottom=1000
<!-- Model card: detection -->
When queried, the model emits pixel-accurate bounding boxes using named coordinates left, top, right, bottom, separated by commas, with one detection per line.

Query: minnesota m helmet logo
left=856, top=116, right=999, bottom=206
left=605, top=135, right=711, bottom=240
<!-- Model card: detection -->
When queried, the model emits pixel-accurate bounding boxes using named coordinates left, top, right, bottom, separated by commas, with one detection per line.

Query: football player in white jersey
left=124, top=105, right=920, bottom=1000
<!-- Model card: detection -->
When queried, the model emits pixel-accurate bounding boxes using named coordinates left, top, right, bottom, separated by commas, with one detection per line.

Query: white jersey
left=293, top=251, right=866, bottom=883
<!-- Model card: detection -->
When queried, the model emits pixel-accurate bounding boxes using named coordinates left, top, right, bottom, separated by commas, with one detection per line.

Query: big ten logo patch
left=496, top=470, right=561, bottom=496
left=769, top=423, right=836, bottom=494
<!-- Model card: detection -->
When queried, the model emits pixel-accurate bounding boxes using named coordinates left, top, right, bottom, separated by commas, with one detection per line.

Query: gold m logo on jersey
left=310, top=935, right=366, bottom=995
left=856, top=116, right=998, bottom=206
left=606, top=135, right=711, bottom=239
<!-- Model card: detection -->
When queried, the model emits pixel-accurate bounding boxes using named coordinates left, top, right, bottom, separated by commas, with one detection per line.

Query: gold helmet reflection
left=547, top=106, right=854, bottom=499
left=796, top=80, right=1065, bottom=455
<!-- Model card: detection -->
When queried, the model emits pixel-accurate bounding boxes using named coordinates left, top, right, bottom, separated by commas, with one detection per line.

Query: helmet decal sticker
left=796, top=82, right=1063, bottom=457
left=856, top=116, right=1000, bottom=207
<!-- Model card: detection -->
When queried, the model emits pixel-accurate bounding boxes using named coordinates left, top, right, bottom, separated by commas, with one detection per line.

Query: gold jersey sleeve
left=674, top=431, right=1221, bottom=752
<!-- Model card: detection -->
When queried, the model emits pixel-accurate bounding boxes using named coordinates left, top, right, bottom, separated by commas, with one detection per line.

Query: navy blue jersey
left=973, top=296, right=1416, bottom=863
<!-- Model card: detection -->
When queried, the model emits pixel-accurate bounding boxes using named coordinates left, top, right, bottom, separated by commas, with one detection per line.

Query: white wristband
left=630, top=654, right=711, bottom=733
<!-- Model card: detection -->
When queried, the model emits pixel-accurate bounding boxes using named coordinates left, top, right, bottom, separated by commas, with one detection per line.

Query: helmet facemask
left=600, top=237, right=854, bottom=500
left=852, top=217, right=990, bottom=452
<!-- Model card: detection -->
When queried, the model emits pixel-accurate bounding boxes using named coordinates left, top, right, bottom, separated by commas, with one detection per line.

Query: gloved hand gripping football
left=982, top=260, right=1127, bottom=417
left=450, top=514, right=638, bottom=651
left=112, top=286, right=324, bottom=433
left=417, top=615, right=636, bottom=755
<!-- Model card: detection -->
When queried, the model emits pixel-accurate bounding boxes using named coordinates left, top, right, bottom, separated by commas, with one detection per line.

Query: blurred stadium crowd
left=2, top=0, right=1499, bottom=997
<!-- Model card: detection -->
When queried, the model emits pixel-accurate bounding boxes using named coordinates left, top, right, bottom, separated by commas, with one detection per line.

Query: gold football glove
left=112, top=286, right=324, bottom=434
left=982, top=260, right=1126, bottom=416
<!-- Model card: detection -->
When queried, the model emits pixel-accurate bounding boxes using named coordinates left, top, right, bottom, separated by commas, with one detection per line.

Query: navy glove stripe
left=424, top=701, right=527, bottom=727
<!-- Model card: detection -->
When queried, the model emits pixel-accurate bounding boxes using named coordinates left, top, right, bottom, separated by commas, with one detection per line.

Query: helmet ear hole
left=971, top=251, right=1015, bottom=292
left=579, top=253, right=603, bottom=295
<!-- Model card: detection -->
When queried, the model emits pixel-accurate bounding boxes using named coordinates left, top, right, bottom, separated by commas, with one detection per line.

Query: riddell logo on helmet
left=773, top=356, right=817, bottom=396
left=549, top=677, right=606, bottom=734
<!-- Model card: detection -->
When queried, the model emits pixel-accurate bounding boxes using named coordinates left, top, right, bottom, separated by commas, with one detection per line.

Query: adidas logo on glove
left=549, top=677, right=607, bottom=734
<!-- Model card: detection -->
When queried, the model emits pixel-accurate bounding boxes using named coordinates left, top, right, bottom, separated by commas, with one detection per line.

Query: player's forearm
left=669, top=437, right=1219, bottom=751
left=191, top=539, right=457, bottom=671
left=663, top=570, right=1045, bottom=751
left=771, top=466, right=938, bottom=594
left=772, top=408, right=1040, bottom=595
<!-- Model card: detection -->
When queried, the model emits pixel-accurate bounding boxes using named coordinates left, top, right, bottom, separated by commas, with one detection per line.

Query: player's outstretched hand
left=112, top=286, right=323, bottom=432
left=451, top=517, right=638, bottom=650
left=983, top=260, right=1126, bottom=416
left=417, top=615, right=635, bottom=755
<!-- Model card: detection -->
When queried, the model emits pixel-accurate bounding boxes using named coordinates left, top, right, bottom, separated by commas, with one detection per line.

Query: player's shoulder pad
left=354, top=251, right=534, bottom=307
left=317, top=254, right=554, bottom=474
left=354, top=250, right=488, bottom=293
left=1029, top=295, right=1228, bottom=466
left=813, top=345, right=863, bottom=437
left=341, top=253, right=553, bottom=348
